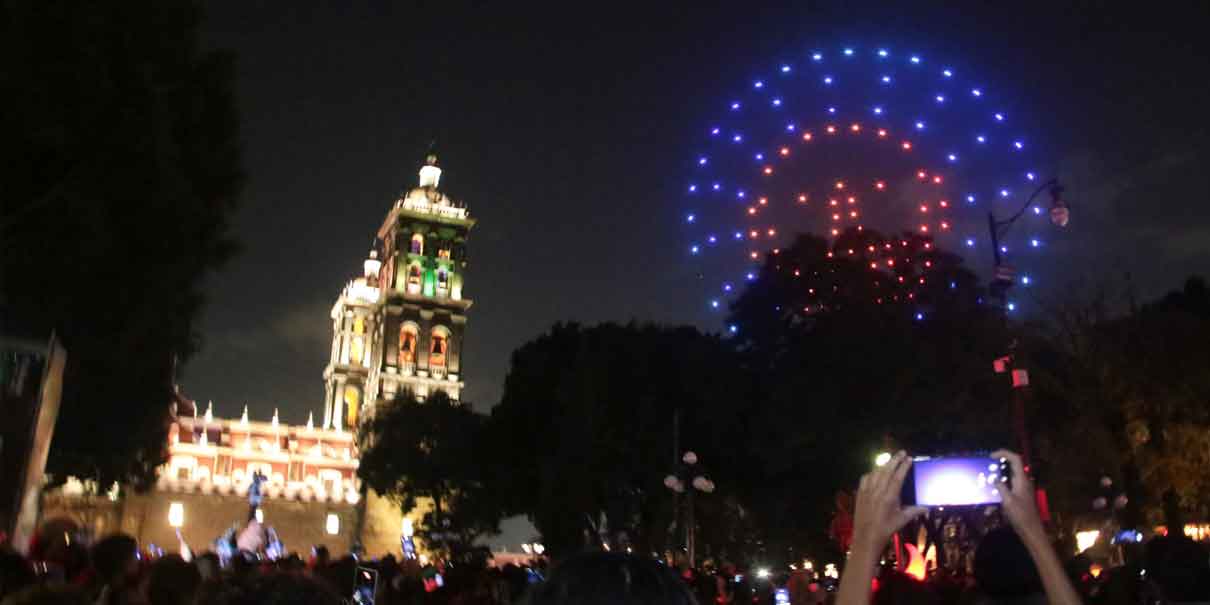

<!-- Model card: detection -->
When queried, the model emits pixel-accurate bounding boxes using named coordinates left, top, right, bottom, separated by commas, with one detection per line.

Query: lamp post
left=986, top=178, right=1069, bottom=465
left=664, top=451, right=715, bottom=568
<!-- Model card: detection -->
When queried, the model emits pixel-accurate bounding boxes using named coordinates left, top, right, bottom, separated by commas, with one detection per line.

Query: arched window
left=406, top=264, right=422, bottom=294
left=436, top=269, right=449, bottom=296
left=344, top=386, right=361, bottom=427
left=399, top=323, right=418, bottom=367
left=410, top=234, right=424, bottom=255
left=349, top=316, right=366, bottom=364
left=429, top=326, right=450, bottom=368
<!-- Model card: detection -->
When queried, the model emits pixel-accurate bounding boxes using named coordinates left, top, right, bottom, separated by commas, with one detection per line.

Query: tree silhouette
left=358, top=391, right=498, bottom=557
left=1, top=0, right=243, bottom=488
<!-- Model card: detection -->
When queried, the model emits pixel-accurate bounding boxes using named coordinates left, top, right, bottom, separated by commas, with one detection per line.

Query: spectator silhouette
left=525, top=552, right=696, bottom=605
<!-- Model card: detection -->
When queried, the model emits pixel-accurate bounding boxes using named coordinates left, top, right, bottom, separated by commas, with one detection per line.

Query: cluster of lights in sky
left=683, top=45, right=1052, bottom=324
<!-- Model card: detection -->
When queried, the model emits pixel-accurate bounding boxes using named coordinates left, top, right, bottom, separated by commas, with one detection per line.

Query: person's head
left=146, top=555, right=202, bottom=605
left=90, top=535, right=139, bottom=585
left=312, top=546, right=330, bottom=567
left=1, top=585, right=90, bottom=605
left=872, top=570, right=938, bottom=605
left=526, top=553, right=697, bottom=605
left=0, top=550, right=36, bottom=601
left=1145, top=535, right=1210, bottom=603
left=974, top=527, right=1044, bottom=603
left=235, top=571, right=343, bottom=605
left=194, top=553, right=220, bottom=582
left=196, top=571, right=343, bottom=605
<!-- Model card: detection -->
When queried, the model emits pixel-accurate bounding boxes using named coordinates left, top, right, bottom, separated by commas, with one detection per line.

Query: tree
left=0, top=0, right=243, bottom=488
left=1028, top=276, right=1210, bottom=529
left=357, top=391, right=499, bottom=558
left=724, top=229, right=1008, bottom=560
left=483, top=322, right=752, bottom=559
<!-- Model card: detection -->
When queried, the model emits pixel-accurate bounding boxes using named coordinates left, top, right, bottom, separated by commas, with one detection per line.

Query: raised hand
left=852, top=451, right=927, bottom=553
left=838, top=451, right=927, bottom=605
left=991, top=449, right=1043, bottom=537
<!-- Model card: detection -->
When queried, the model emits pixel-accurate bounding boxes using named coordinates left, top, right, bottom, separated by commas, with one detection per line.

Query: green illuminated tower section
left=367, top=154, right=474, bottom=406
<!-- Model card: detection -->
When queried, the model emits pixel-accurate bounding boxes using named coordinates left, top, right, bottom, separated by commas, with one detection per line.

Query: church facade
left=41, top=156, right=475, bottom=558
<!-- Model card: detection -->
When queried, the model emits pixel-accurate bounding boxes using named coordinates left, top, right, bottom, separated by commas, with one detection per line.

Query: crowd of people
left=0, top=533, right=544, bottom=605
left=3, top=451, right=1207, bottom=605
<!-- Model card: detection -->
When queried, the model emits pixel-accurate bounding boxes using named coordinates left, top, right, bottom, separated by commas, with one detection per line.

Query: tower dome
left=418, top=154, right=441, bottom=189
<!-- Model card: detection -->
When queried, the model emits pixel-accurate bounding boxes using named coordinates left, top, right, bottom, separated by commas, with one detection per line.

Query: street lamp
left=986, top=178, right=1069, bottom=465
left=987, top=178, right=1068, bottom=309
left=664, top=450, right=715, bottom=568
left=168, top=502, right=184, bottom=528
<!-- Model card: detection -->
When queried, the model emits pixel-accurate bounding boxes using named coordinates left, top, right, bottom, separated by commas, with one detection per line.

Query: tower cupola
left=418, top=154, right=441, bottom=189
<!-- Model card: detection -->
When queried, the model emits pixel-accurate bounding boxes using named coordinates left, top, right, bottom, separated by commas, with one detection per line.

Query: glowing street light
left=987, top=179, right=1070, bottom=465
left=666, top=451, right=715, bottom=568
left=168, top=502, right=184, bottom=528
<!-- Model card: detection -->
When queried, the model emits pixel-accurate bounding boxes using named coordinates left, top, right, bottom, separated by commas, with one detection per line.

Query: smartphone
left=901, top=455, right=1010, bottom=506
left=353, top=566, right=378, bottom=605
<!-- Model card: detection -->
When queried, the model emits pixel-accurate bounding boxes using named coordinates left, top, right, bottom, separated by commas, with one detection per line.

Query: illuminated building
left=323, top=152, right=473, bottom=431
left=41, top=155, right=473, bottom=557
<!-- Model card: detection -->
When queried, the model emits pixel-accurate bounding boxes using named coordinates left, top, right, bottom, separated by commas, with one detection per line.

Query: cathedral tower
left=323, top=155, right=474, bottom=429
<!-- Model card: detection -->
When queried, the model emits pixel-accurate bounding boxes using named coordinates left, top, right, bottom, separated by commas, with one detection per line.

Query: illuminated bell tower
left=370, top=154, right=474, bottom=405
left=322, top=251, right=382, bottom=430
left=323, top=154, right=474, bottom=429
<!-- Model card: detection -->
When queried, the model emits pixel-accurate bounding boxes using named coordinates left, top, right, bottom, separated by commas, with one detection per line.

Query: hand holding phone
left=353, top=567, right=378, bottom=605
left=990, top=450, right=1041, bottom=536
left=853, top=452, right=928, bottom=552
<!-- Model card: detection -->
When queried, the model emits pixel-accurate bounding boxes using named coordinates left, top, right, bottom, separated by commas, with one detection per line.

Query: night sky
left=187, top=1, right=1210, bottom=426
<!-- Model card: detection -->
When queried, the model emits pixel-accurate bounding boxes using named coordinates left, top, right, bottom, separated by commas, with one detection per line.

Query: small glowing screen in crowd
left=911, top=456, right=1005, bottom=506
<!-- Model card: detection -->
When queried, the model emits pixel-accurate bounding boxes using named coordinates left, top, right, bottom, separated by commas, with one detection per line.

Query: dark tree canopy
left=484, top=322, right=753, bottom=558
left=1028, top=275, right=1210, bottom=528
left=357, top=390, right=498, bottom=556
left=1, top=0, right=243, bottom=488
left=722, top=229, right=1009, bottom=559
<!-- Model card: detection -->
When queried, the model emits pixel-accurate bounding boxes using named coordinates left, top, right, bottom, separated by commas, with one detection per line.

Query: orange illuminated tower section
left=322, top=154, right=474, bottom=430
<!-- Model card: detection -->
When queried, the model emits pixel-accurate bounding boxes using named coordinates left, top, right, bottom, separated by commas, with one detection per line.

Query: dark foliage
left=0, top=0, right=243, bottom=488
left=357, top=390, right=499, bottom=557
left=484, top=322, right=753, bottom=558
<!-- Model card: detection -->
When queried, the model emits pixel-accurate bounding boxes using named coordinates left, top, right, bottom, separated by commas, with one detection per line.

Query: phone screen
left=353, top=566, right=378, bottom=605
left=905, top=456, right=1007, bottom=506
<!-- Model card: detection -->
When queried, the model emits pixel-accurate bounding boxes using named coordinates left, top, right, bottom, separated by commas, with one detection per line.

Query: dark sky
left=187, top=1, right=1210, bottom=426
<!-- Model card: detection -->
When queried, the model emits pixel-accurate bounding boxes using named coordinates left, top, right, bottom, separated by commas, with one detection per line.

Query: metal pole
left=672, top=410, right=681, bottom=562
left=988, top=211, right=1029, bottom=464
left=687, top=488, right=696, bottom=569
